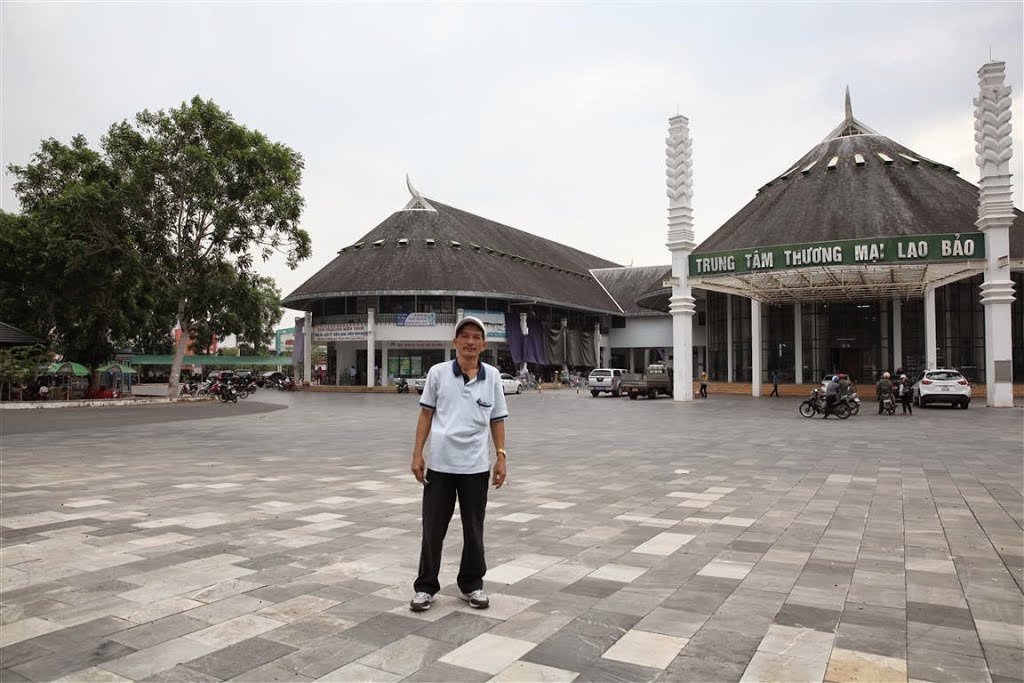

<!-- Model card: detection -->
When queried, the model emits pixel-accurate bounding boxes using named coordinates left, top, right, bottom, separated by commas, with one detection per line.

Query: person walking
left=898, top=374, right=913, bottom=416
left=698, top=371, right=708, bottom=399
left=409, top=316, right=508, bottom=613
left=769, top=370, right=780, bottom=397
left=876, top=372, right=893, bottom=415
left=348, top=365, right=357, bottom=385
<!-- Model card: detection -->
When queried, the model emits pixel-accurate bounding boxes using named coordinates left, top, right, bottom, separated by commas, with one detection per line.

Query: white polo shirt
left=419, top=359, right=508, bottom=474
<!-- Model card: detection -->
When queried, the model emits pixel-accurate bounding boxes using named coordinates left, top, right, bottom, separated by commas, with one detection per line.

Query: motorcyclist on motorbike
left=877, top=372, right=894, bottom=415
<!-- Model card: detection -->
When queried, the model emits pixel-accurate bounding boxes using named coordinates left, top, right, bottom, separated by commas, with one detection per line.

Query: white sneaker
left=460, top=589, right=489, bottom=609
left=409, top=591, right=434, bottom=612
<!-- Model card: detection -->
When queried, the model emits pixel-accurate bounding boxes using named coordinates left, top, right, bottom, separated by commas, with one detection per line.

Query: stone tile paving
left=2, top=390, right=1021, bottom=682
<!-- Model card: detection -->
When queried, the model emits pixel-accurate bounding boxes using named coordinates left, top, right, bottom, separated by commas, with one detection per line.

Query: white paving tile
left=491, top=660, right=579, bottom=682
left=486, top=563, right=540, bottom=584
left=438, top=633, right=536, bottom=674
left=698, top=560, right=755, bottom=579
left=587, top=564, right=649, bottom=583
left=632, top=532, right=695, bottom=556
left=601, top=629, right=688, bottom=669
left=537, top=501, right=576, bottom=510
left=497, top=512, right=541, bottom=523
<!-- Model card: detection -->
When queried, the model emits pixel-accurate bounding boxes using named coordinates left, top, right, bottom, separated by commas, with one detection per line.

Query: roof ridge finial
left=845, top=85, right=853, bottom=122
left=402, top=174, right=437, bottom=212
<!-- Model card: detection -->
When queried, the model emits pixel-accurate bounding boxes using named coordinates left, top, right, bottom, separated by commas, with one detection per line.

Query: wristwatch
left=495, top=448, right=507, bottom=458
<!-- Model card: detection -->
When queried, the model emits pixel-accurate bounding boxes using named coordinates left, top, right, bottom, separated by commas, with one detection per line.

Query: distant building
left=286, top=64, right=1021, bottom=404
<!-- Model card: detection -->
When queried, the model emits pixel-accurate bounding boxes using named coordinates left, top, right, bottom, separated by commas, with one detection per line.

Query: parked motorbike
left=278, top=376, right=296, bottom=391
left=880, top=392, right=896, bottom=416
left=838, top=391, right=861, bottom=416
left=395, top=377, right=410, bottom=394
left=216, top=381, right=239, bottom=403
left=799, top=388, right=850, bottom=419
left=179, top=380, right=199, bottom=397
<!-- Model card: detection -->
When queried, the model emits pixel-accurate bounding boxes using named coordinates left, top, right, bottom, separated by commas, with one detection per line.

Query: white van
left=588, top=368, right=627, bottom=397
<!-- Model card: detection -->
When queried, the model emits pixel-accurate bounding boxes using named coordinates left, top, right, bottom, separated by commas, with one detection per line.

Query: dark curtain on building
left=543, top=326, right=596, bottom=366
left=505, top=314, right=549, bottom=365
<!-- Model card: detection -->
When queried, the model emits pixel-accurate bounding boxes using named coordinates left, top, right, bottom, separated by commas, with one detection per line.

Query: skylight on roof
left=425, top=239, right=436, bottom=247
left=450, top=240, right=461, bottom=249
left=854, top=154, right=865, bottom=166
left=827, top=156, right=839, bottom=170
left=877, top=153, right=893, bottom=164
left=373, top=239, right=385, bottom=247
left=398, top=238, right=409, bottom=247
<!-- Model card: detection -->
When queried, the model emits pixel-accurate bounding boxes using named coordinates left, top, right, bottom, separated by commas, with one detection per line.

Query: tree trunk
left=168, top=300, right=188, bottom=399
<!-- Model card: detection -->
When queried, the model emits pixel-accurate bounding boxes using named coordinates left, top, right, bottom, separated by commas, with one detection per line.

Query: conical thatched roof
left=696, top=114, right=1023, bottom=258
left=284, top=200, right=623, bottom=313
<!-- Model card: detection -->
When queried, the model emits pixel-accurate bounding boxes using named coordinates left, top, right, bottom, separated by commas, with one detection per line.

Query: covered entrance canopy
left=688, top=232, right=987, bottom=304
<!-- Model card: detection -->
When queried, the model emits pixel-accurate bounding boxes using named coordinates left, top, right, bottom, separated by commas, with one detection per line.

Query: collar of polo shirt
left=451, top=358, right=486, bottom=384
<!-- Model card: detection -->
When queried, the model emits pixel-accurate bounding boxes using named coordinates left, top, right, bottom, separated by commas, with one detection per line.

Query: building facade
left=285, top=62, right=1021, bottom=404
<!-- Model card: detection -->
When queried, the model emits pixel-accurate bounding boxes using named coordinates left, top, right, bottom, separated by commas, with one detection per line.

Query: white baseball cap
left=455, top=316, right=487, bottom=339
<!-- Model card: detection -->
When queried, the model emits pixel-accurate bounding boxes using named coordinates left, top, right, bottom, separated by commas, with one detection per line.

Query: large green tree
left=2, top=136, right=166, bottom=386
left=105, top=97, right=310, bottom=397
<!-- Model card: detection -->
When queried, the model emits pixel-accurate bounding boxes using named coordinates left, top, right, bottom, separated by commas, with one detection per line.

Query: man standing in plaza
left=409, top=316, right=508, bottom=612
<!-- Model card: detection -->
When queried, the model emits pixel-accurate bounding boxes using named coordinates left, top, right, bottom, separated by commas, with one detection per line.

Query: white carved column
left=975, top=60, right=1017, bottom=406
left=593, top=321, right=602, bottom=368
left=892, top=297, right=903, bottom=372
left=381, top=344, right=389, bottom=386
left=665, top=115, right=696, bottom=401
left=726, top=295, right=735, bottom=383
left=751, top=299, right=763, bottom=397
left=303, top=311, right=312, bottom=385
left=520, top=312, right=529, bottom=375
left=793, top=303, right=803, bottom=384
left=335, top=341, right=343, bottom=385
left=366, top=308, right=376, bottom=387
left=924, top=288, right=937, bottom=370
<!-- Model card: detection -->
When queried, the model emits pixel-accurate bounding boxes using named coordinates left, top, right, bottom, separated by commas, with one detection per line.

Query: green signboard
left=689, top=232, right=985, bottom=277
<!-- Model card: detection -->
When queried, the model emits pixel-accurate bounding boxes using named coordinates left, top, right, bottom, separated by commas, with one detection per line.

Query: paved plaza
left=1, top=389, right=1022, bottom=682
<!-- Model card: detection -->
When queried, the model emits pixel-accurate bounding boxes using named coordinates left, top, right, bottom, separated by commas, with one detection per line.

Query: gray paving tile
left=3, top=392, right=1020, bottom=682
left=659, top=654, right=746, bottom=682
left=9, top=640, right=135, bottom=680
left=679, top=628, right=763, bottom=666
left=183, top=636, right=297, bottom=679
left=578, top=657, right=661, bottom=682
left=773, top=602, right=841, bottom=633
left=399, top=661, right=492, bottom=682
left=908, top=646, right=994, bottom=682
left=413, top=612, right=501, bottom=646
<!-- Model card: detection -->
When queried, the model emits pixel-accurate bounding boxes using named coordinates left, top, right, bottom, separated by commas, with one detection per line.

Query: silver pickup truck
left=620, top=364, right=674, bottom=400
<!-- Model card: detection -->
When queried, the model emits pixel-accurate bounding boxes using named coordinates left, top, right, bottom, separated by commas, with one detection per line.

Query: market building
left=284, top=60, right=1022, bottom=405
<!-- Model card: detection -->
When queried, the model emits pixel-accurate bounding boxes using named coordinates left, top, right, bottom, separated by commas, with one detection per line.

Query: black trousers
left=414, top=469, right=489, bottom=595
left=824, top=395, right=836, bottom=416
left=770, top=384, right=779, bottom=397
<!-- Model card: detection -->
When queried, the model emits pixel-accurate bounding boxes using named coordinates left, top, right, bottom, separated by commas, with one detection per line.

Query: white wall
left=607, top=317, right=672, bottom=347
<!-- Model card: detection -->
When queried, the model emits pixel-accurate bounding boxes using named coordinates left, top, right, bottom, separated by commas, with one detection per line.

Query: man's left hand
left=492, top=458, right=506, bottom=489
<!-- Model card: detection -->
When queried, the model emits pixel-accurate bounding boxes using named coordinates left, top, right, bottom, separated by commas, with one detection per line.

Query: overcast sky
left=3, top=1, right=1022, bottom=330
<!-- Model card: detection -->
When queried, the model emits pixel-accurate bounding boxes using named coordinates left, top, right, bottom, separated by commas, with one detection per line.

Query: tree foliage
left=2, top=136, right=167, bottom=384
left=105, top=96, right=310, bottom=396
left=3, top=97, right=309, bottom=395
left=0, top=345, right=50, bottom=401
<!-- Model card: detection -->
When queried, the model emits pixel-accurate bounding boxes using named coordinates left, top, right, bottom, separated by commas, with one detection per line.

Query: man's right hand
left=411, top=453, right=426, bottom=483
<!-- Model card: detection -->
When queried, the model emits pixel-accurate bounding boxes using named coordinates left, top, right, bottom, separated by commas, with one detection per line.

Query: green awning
left=98, top=363, right=137, bottom=374
left=45, top=362, right=90, bottom=376
left=129, top=355, right=293, bottom=366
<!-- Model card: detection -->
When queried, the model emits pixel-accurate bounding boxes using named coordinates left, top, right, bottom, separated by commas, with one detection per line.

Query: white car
left=913, top=369, right=971, bottom=409
left=412, top=376, right=428, bottom=394
left=500, top=373, right=522, bottom=395
left=588, top=368, right=627, bottom=397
